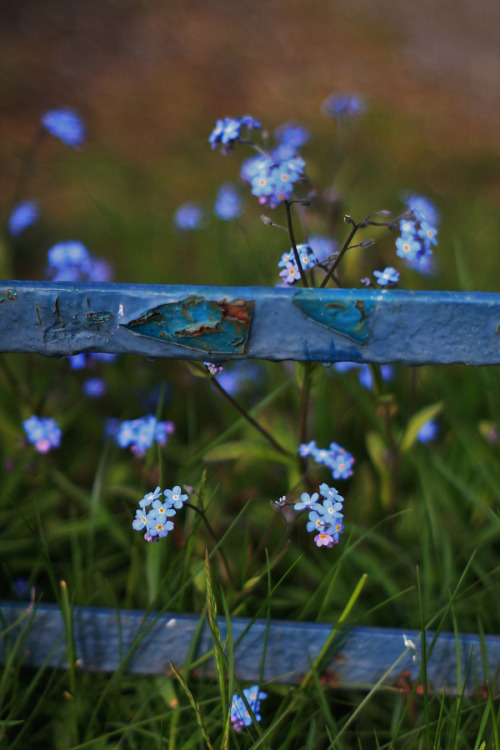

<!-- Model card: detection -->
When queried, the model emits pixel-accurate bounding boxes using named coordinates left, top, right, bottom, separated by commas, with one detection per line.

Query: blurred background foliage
left=1, top=0, right=500, bottom=288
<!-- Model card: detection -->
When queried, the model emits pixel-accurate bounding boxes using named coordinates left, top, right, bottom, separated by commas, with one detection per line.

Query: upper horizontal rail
left=1, top=281, right=499, bottom=365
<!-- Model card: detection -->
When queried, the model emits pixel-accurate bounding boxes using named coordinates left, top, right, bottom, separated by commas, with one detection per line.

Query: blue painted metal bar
left=1, top=602, right=499, bottom=695
left=1, top=281, right=500, bottom=364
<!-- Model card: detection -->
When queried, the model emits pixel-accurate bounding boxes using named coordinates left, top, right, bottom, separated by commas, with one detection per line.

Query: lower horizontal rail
left=1, top=602, right=499, bottom=695
left=1, top=282, right=500, bottom=364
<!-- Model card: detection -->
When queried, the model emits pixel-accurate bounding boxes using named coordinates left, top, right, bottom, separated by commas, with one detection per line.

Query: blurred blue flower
left=274, top=121, right=310, bottom=149
left=83, top=377, right=106, bottom=398
left=116, top=415, right=175, bottom=457
left=298, top=439, right=354, bottom=480
left=405, top=194, right=440, bottom=227
left=322, top=93, right=366, bottom=119
left=46, top=241, right=113, bottom=282
left=308, top=235, right=338, bottom=263
left=373, top=267, right=399, bottom=286
left=214, top=183, right=243, bottom=221
left=23, top=416, right=61, bottom=453
left=417, top=418, right=440, bottom=443
left=8, top=200, right=39, bottom=236
left=68, top=352, right=117, bottom=370
left=173, top=202, right=205, bottom=231
left=215, top=361, right=264, bottom=397
left=41, top=107, right=85, bottom=148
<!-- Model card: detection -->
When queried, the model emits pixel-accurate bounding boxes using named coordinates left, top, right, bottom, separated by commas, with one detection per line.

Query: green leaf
left=400, top=401, right=443, bottom=452
left=365, top=431, right=392, bottom=510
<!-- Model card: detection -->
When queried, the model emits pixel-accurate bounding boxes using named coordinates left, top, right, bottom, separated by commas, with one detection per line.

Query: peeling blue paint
left=87, top=311, right=113, bottom=324
left=293, top=289, right=375, bottom=344
left=0, top=288, right=17, bottom=303
left=122, top=294, right=254, bottom=354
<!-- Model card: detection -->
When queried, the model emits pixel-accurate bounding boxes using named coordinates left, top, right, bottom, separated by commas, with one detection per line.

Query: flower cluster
left=46, top=241, right=113, bottom=282
left=321, top=92, right=366, bottom=120
left=273, top=121, right=310, bottom=160
left=115, top=415, right=175, bottom=457
left=132, top=485, right=188, bottom=541
left=209, top=116, right=261, bottom=154
left=230, top=685, right=267, bottom=732
left=278, top=243, right=317, bottom=284
left=293, top=484, right=345, bottom=548
left=299, top=440, right=354, bottom=480
left=396, top=196, right=439, bottom=274
left=241, top=153, right=306, bottom=209
left=8, top=200, right=39, bottom=236
left=41, top=107, right=86, bottom=148
left=23, top=416, right=61, bottom=453
left=278, top=235, right=337, bottom=284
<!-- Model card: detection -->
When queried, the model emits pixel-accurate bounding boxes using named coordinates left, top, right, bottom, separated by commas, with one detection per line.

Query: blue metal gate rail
left=1, top=282, right=500, bottom=364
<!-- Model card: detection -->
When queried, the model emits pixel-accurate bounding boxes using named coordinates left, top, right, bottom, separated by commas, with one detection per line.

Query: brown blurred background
left=1, top=0, right=500, bottom=285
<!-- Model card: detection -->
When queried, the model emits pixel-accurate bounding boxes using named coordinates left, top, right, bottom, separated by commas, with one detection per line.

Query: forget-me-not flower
left=41, top=108, right=85, bottom=148
left=8, top=200, right=39, bottom=236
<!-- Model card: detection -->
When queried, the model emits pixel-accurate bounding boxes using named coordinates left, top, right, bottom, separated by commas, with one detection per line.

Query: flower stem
left=284, top=200, right=308, bottom=287
left=320, top=218, right=359, bottom=288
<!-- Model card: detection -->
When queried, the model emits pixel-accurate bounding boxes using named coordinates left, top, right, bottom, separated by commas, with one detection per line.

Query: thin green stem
left=320, top=219, right=359, bottom=288
left=208, top=370, right=291, bottom=457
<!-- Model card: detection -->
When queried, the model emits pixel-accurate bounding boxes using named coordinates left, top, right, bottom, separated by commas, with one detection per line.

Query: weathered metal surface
left=123, top=295, right=254, bottom=354
left=0, top=281, right=499, bottom=364
left=293, top=289, right=376, bottom=343
left=1, top=602, right=498, bottom=695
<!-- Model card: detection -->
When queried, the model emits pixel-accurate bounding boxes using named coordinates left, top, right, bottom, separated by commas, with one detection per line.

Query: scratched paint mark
left=293, top=290, right=375, bottom=344
left=87, top=311, right=113, bottom=324
left=122, top=295, right=254, bottom=354
left=0, top=289, right=17, bottom=303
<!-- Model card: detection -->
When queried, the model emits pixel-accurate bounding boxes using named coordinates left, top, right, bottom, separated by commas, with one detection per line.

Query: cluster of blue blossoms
left=396, top=196, right=439, bottom=274
left=291, top=483, right=345, bottom=548
left=209, top=115, right=308, bottom=209
left=230, top=685, right=267, bottom=732
left=132, top=486, right=188, bottom=541
left=209, top=115, right=262, bottom=154
left=321, top=92, right=366, bottom=120
left=114, top=415, right=175, bottom=458
left=23, top=416, right=61, bottom=453
left=46, top=241, right=112, bottom=282
left=278, top=236, right=337, bottom=284
left=299, top=440, right=355, bottom=480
